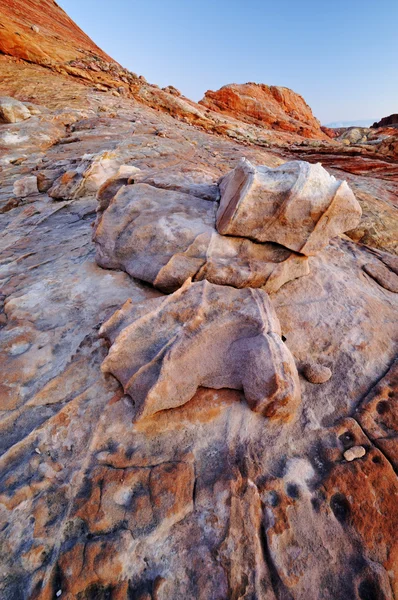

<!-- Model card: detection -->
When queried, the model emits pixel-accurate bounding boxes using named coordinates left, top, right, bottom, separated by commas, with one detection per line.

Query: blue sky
left=58, top=0, right=398, bottom=124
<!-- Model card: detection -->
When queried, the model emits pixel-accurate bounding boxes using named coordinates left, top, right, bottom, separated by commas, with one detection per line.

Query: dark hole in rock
left=376, top=401, right=389, bottom=415
left=330, top=493, right=351, bottom=524
left=311, top=496, right=321, bottom=512
left=358, top=578, right=385, bottom=600
left=77, top=583, right=113, bottom=600
left=286, top=483, right=300, bottom=499
left=372, top=455, right=382, bottom=464
left=338, top=431, right=355, bottom=449
left=266, top=490, right=280, bottom=507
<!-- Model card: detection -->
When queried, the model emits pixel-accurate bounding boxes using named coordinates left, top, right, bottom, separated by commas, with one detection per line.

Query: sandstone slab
left=363, top=261, right=398, bottom=293
left=216, top=158, right=362, bottom=256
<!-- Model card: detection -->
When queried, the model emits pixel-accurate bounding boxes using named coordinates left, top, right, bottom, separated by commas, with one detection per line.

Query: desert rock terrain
left=0, top=1, right=397, bottom=599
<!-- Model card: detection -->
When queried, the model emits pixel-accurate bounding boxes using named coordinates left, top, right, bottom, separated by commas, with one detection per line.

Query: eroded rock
left=48, top=153, right=136, bottom=200
left=100, top=279, right=301, bottom=420
left=1, top=10, right=398, bottom=597
left=199, top=83, right=329, bottom=139
left=303, top=362, right=332, bottom=384
left=344, top=446, right=366, bottom=461
left=13, top=175, right=38, bottom=197
left=96, top=165, right=141, bottom=212
left=363, top=261, right=398, bottom=293
left=136, top=168, right=220, bottom=201
left=0, top=96, right=31, bottom=123
left=216, top=158, right=362, bottom=256
left=94, top=182, right=309, bottom=293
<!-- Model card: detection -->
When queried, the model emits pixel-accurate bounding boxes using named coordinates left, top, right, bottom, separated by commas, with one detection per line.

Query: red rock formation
left=0, top=2, right=341, bottom=145
left=200, top=82, right=329, bottom=139
left=372, top=114, right=398, bottom=128
left=0, top=0, right=114, bottom=65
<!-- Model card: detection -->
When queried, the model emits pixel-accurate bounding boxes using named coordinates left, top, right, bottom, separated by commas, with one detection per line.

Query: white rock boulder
left=216, top=158, right=362, bottom=256
left=0, top=97, right=31, bottom=124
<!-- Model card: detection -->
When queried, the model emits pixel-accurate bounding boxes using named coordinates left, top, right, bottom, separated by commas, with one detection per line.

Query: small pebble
left=34, top=448, right=41, bottom=455
left=302, top=362, right=332, bottom=384
left=56, top=591, right=62, bottom=598
left=344, top=446, right=366, bottom=462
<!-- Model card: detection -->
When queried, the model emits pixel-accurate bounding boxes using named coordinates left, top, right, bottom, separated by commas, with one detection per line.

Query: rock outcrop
left=200, top=83, right=330, bottom=139
left=0, top=96, right=31, bottom=123
left=372, top=114, right=398, bottom=128
left=1, top=2, right=398, bottom=599
left=100, top=279, right=301, bottom=420
left=216, top=158, right=362, bottom=255
left=94, top=181, right=309, bottom=293
left=0, top=0, right=115, bottom=66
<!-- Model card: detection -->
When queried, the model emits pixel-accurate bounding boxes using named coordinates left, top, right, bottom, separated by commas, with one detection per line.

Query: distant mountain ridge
left=324, top=119, right=377, bottom=128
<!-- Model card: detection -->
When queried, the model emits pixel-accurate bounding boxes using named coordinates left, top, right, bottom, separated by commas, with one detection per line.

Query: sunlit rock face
left=199, top=82, right=330, bottom=139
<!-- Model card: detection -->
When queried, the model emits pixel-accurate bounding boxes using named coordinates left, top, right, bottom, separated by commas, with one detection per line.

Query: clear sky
left=58, top=0, right=398, bottom=124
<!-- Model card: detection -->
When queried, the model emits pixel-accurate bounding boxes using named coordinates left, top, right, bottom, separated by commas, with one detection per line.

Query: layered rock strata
left=200, top=83, right=329, bottom=139
left=216, top=158, right=362, bottom=255
left=100, top=279, right=301, bottom=420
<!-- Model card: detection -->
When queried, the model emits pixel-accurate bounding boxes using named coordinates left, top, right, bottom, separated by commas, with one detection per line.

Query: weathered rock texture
left=372, top=114, right=398, bottom=128
left=100, top=279, right=301, bottom=420
left=94, top=181, right=309, bottom=293
left=216, top=158, right=362, bottom=255
left=0, top=2, right=398, bottom=599
left=200, top=83, right=329, bottom=139
left=0, top=96, right=31, bottom=123
left=0, top=0, right=114, bottom=66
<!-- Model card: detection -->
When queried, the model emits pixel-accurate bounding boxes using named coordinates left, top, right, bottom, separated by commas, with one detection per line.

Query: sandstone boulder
left=216, top=158, right=362, bottom=255
left=93, top=182, right=309, bottom=293
left=0, top=96, right=31, bottom=123
left=100, top=279, right=301, bottom=420
left=338, top=127, right=369, bottom=144
left=48, top=154, right=139, bottom=200
left=13, top=175, right=38, bottom=197
left=135, top=169, right=220, bottom=201
left=302, top=362, right=332, bottom=384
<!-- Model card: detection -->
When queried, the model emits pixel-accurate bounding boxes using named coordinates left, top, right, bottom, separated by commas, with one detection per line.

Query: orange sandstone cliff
left=200, top=82, right=328, bottom=139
